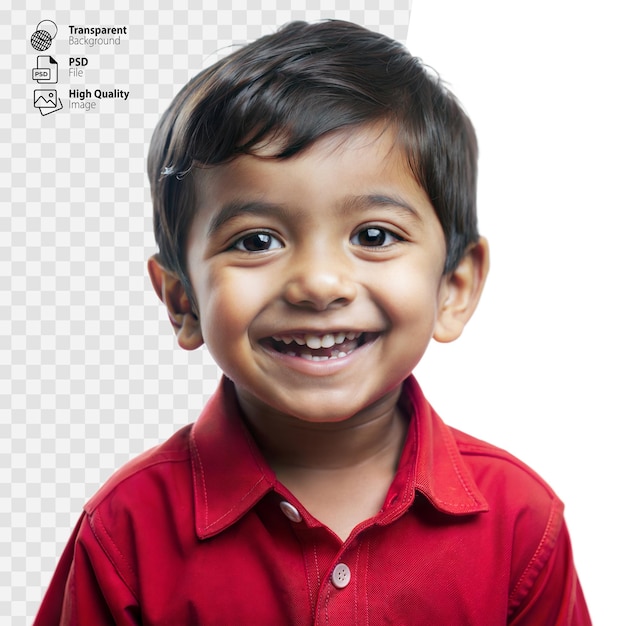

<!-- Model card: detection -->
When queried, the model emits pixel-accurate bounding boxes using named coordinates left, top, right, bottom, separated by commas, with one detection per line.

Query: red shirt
left=34, top=376, right=591, bottom=625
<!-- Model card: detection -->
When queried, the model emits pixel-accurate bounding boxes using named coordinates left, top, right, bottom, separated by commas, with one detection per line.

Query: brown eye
left=234, top=232, right=282, bottom=252
left=351, top=227, right=399, bottom=247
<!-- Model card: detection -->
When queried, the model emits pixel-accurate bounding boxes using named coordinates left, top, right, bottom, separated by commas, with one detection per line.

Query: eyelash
left=230, top=226, right=403, bottom=253
left=231, top=231, right=283, bottom=253
left=350, top=226, right=402, bottom=248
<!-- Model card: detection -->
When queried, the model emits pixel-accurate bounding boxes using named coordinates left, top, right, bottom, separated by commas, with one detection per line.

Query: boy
left=35, top=20, right=591, bottom=625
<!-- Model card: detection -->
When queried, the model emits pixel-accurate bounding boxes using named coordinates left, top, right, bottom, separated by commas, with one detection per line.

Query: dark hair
left=148, top=20, right=479, bottom=301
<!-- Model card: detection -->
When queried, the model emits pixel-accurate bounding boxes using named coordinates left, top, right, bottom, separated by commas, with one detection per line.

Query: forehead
left=191, top=124, right=433, bottom=219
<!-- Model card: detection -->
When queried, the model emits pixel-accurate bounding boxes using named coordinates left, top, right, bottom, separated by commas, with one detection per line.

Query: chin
left=272, top=386, right=397, bottom=425
left=273, top=397, right=362, bottom=424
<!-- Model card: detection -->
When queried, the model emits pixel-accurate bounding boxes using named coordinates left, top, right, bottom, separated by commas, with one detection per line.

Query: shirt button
left=279, top=501, right=302, bottom=523
left=331, top=563, right=351, bottom=589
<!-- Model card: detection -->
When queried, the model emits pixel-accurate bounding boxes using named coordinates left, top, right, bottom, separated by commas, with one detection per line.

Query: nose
left=282, top=245, right=358, bottom=311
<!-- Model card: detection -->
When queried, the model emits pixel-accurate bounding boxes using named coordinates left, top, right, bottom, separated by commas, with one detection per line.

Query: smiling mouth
left=263, top=331, right=378, bottom=361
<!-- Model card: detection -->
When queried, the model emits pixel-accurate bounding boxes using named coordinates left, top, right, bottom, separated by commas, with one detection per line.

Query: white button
left=279, top=501, right=302, bottom=523
left=331, top=563, right=351, bottom=589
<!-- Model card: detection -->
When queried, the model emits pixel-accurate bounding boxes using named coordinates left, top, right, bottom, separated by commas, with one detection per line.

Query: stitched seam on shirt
left=85, top=453, right=189, bottom=513
left=400, top=428, right=417, bottom=507
left=414, top=482, right=483, bottom=510
left=313, top=543, right=321, bottom=589
left=190, top=428, right=209, bottom=531
left=191, top=415, right=271, bottom=533
left=190, top=428, right=265, bottom=531
left=458, top=444, right=558, bottom=498
left=354, top=540, right=370, bottom=624
left=441, top=426, right=482, bottom=508
left=324, top=583, right=331, bottom=625
left=354, top=542, right=361, bottom=621
left=204, top=477, right=265, bottom=531
left=89, top=510, right=139, bottom=600
left=364, top=540, right=370, bottom=626
left=412, top=416, right=485, bottom=513
left=508, top=500, right=560, bottom=609
left=302, top=538, right=317, bottom=615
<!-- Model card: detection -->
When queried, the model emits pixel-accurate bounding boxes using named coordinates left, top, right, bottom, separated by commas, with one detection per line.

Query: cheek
left=370, top=262, right=442, bottom=328
left=194, top=267, right=271, bottom=350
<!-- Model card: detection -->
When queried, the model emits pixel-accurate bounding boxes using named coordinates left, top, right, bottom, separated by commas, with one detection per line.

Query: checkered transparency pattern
left=1, top=0, right=411, bottom=622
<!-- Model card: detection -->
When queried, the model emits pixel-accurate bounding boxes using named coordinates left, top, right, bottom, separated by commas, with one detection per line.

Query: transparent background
left=2, top=0, right=410, bottom=623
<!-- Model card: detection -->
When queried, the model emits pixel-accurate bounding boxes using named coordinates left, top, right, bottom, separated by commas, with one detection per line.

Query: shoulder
left=445, top=431, right=591, bottom=622
left=85, top=423, right=194, bottom=514
left=450, top=427, right=568, bottom=605
left=450, top=426, right=561, bottom=510
left=58, top=424, right=198, bottom=599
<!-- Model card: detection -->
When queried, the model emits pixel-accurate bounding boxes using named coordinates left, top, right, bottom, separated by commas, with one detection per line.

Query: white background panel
left=409, top=2, right=624, bottom=623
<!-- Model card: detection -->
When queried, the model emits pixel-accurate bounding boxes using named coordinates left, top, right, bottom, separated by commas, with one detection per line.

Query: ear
left=433, top=237, right=489, bottom=343
left=147, top=255, right=204, bottom=351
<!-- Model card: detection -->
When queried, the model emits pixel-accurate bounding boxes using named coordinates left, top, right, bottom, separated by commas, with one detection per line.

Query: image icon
left=32, top=55, right=58, bottom=84
left=30, top=20, right=58, bottom=51
left=33, top=89, right=63, bottom=116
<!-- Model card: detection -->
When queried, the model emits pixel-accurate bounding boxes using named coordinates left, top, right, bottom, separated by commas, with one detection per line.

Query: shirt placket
left=278, top=494, right=374, bottom=625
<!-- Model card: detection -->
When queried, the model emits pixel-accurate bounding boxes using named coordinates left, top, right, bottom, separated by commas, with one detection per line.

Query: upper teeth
left=272, top=331, right=360, bottom=349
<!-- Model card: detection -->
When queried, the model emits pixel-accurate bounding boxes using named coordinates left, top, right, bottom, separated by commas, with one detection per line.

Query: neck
left=235, top=385, right=408, bottom=472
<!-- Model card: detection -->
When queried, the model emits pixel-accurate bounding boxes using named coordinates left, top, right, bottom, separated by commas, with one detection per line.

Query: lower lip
left=259, top=337, right=380, bottom=377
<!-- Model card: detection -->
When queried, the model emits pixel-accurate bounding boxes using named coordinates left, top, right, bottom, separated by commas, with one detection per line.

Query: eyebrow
left=343, top=194, right=422, bottom=221
left=205, top=200, right=293, bottom=238
left=205, top=193, right=422, bottom=238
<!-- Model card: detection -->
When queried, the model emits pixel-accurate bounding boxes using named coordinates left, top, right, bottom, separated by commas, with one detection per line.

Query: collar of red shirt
left=190, top=375, right=489, bottom=540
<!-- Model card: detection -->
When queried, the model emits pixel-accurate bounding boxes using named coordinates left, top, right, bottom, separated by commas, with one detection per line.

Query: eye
left=232, top=232, right=283, bottom=252
left=350, top=227, right=400, bottom=247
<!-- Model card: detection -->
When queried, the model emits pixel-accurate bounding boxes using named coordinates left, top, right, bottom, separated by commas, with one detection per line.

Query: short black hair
left=148, top=20, right=479, bottom=301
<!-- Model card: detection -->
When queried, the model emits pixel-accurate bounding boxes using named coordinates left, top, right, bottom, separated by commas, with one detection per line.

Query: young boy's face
left=153, top=124, right=482, bottom=425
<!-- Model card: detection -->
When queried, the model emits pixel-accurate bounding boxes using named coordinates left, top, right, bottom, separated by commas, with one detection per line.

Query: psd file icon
left=33, top=89, right=63, bottom=116
left=32, top=56, right=58, bottom=84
